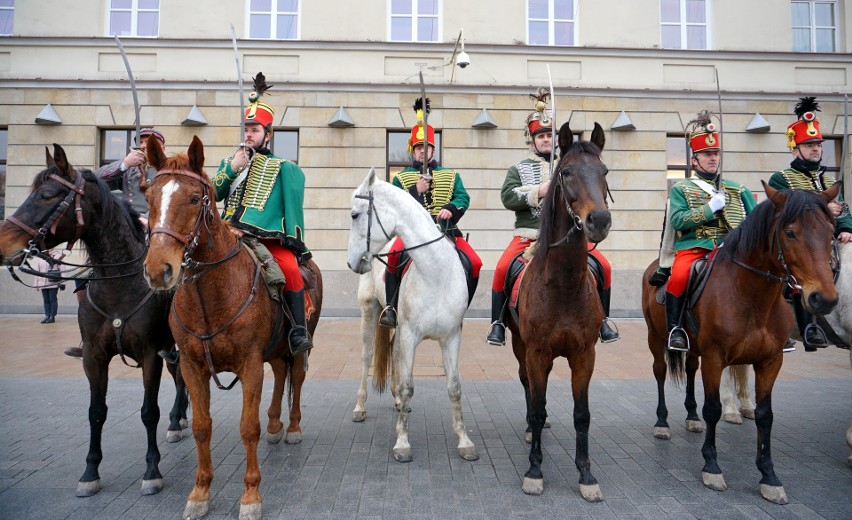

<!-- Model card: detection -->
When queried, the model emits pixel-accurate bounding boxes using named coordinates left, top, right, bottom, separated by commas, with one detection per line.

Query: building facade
left=0, top=0, right=850, bottom=315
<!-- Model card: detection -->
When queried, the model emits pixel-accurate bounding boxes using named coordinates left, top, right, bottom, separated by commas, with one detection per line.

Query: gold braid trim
left=396, top=169, right=457, bottom=215
left=679, top=181, right=747, bottom=240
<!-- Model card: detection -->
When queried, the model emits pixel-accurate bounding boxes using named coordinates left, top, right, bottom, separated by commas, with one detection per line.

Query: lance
left=418, top=71, right=431, bottom=181
left=546, top=64, right=556, bottom=173
left=114, top=35, right=148, bottom=190
left=230, top=24, right=250, bottom=160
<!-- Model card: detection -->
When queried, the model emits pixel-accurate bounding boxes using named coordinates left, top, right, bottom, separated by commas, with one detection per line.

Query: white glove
left=708, top=192, right=726, bottom=212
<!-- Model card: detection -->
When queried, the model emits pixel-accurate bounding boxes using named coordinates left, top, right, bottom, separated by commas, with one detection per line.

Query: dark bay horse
left=0, top=144, right=188, bottom=497
left=641, top=182, right=840, bottom=504
left=142, top=136, right=323, bottom=520
left=506, top=122, right=611, bottom=501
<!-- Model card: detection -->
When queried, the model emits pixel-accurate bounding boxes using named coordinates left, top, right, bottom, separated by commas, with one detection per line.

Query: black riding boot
left=378, top=270, right=400, bottom=329
left=284, top=289, right=313, bottom=354
left=158, top=348, right=180, bottom=364
left=599, top=287, right=619, bottom=343
left=665, top=293, right=688, bottom=352
left=486, top=290, right=508, bottom=346
left=793, top=294, right=828, bottom=351
left=648, top=267, right=670, bottom=287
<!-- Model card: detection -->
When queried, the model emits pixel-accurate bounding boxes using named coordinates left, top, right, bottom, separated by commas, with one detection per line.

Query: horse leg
left=353, top=303, right=376, bottom=422
left=570, top=352, right=603, bottom=502
left=139, top=353, right=165, bottom=495
left=735, top=365, right=756, bottom=420
left=391, top=331, right=416, bottom=462
left=720, top=366, right=742, bottom=424
left=266, top=357, right=287, bottom=444
left=521, top=352, right=552, bottom=496
left=182, top=360, right=213, bottom=520
left=440, top=331, right=478, bottom=461
left=684, top=354, right=704, bottom=432
left=699, top=361, right=727, bottom=492
left=237, top=359, right=265, bottom=520
left=753, top=356, right=788, bottom=504
left=285, top=352, right=307, bottom=444
left=76, top=354, right=109, bottom=497
left=166, top=360, right=189, bottom=443
left=651, top=339, right=671, bottom=439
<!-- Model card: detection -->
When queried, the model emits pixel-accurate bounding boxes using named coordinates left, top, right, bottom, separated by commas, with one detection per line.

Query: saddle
left=386, top=240, right=478, bottom=305
left=244, top=239, right=316, bottom=316
left=654, top=248, right=720, bottom=335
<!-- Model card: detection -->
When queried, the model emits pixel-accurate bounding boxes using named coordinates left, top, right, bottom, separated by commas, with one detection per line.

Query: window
left=528, top=0, right=576, bottom=46
left=666, top=135, right=690, bottom=179
left=821, top=136, right=840, bottom=174
left=248, top=0, right=299, bottom=40
left=0, top=0, right=13, bottom=36
left=108, top=0, right=159, bottom=37
left=792, top=1, right=836, bottom=52
left=389, top=0, right=440, bottom=42
left=660, top=0, right=708, bottom=50
left=100, top=129, right=135, bottom=168
left=271, top=129, right=299, bottom=163
left=0, top=128, right=6, bottom=219
left=386, top=130, right=441, bottom=181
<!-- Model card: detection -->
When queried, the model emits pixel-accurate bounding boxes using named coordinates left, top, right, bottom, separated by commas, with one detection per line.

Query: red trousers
left=386, top=236, right=482, bottom=277
left=262, top=239, right=304, bottom=291
left=667, top=248, right=709, bottom=297
left=491, top=236, right=611, bottom=291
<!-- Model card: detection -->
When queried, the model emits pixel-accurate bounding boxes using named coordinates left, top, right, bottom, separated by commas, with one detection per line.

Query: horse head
left=0, top=144, right=96, bottom=265
left=347, top=168, right=399, bottom=274
left=143, top=135, right=209, bottom=290
left=764, top=180, right=839, bottom=315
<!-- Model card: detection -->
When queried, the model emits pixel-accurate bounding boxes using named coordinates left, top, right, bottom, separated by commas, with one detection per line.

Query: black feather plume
left=794, top=96, right=820, bottom=118
left=529, top=87, right=550, bottom=104
left=252, top=72, right=273, bottom=97
left=413, top=97, right=431, bottom=114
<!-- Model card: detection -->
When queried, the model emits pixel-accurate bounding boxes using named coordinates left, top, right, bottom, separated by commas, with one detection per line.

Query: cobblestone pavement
left=0, top=316, right=850, bottom=519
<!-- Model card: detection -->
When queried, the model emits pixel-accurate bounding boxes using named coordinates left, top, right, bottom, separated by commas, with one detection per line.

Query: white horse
left=346, top=169, right=478, bottom=463
left=824, top=242, right=852, bottom=466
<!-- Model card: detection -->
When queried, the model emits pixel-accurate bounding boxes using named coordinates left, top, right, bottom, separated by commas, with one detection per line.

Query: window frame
left=388, top=0, right=442, bottom=43
left=246, top=0, right=301, bottom=40
left=791, top=0, right=837, bottom=52
left=270, top=128, right=300, bottom=163
left=0, top=0, right=13, bottom=36
left=99, top=129, right=134, bottom=168
left=666, top=134, right=691, bottom=180
left=821, top=136, right=841, bottom=175
left=106, top=0, right=160, bottom=38
left=386, top=129, right=442, bottom=182
left=660, top=0, right=710, bottom=50
left=0, top=127, right=7, bottom=219
left=526, top=0, right=577, bottom=47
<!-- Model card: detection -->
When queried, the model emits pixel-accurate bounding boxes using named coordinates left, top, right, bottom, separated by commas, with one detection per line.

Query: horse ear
left=590, top=122, right=605, bottom=152
left=188, top=135, right=204, bottom=174
left=762, top=180, right=787, bottom=207
left=366, top=167, right=376, bottom=188
left=45, top=146, right=55, bottom=168
left=146, top=135, right=167, bottom=171
left=51, top=143, right=76, bottom=180
left=558, top=122, right=573, bottom=156
left=822, top=180, right=841, bottom=205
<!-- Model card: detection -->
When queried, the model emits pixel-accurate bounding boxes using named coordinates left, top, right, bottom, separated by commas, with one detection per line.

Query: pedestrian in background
left=33, top=249, right=64, bottom=324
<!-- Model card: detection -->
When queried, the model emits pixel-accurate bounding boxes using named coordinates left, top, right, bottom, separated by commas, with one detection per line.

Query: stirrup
left=782, top=337, right=796, bottom=353
left=486, top=321, right=506, bottom=346
left=378, top=306, right=397, bottom=329
left=803, top=322, right=829, bottom=349
left=599, top=318, right=620, bottom=343
left=288, top=326, right=313, bottom=355
left=158, top=349, right=180, bottom=365
left=667, top=327, right=689, bottom=352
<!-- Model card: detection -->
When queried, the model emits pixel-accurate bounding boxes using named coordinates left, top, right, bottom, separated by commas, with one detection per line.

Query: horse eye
left=189, top=195, right=200, bottom=205
left=785, top=229, right=796, bottom=239
left=39, top=189, right=58, bottom=200
left=351, top=212, right=359, bottom=220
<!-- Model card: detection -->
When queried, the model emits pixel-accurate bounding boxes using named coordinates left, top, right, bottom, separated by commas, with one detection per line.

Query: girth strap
left=85, top=283, right=157, bottom=369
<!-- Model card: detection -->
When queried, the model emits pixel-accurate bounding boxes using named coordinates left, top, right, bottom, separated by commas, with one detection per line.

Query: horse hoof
left=284, top=431, right=302, bottom=444
left=723, top=413, right=743, bottom=425
left=543, top=418, right=551, bottom=429
left=179, top=419, right=190, bottom=429
left=458, top=446, right=479, bottom=461
left=239, top=502, right=262, bottom=520
left=140, top=478, right=163, bottom=496
left=393, top=448, right=413, bottom=463
left=183, top=500, right=209, bottom=520
left=702, top=471, right=727, bottom=491
left=522, top=477, right=544, bottom=495
left=166, top=430, right=183, bottom=443
left=740, top=408, right=755, bottom=420
left=685, top=420, right=705, bottom=432
left=653, top=427, right=671, bottom=440
left=266, top=428, right=284, bottom=444
left=579, top=483, right=604, bottom=502
left=75, top=479, right=101, bottom=497
left=524, top=431, right=532, bottom=444
left=760, top=484, right=788, bottom=505
left=352, top=410, right=366, bottom=422
left=847, top=453, right=852, bottom=467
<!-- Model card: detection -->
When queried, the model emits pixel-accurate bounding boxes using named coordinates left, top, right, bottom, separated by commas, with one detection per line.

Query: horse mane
left=536, top=141, right=602, bottom=258
left=158, top=152, right=215, bottom=192
left=723, top=188, right=831, bottom=259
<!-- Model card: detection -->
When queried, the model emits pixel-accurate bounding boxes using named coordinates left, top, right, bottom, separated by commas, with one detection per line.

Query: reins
left=730, top=212, right=806, bottom=291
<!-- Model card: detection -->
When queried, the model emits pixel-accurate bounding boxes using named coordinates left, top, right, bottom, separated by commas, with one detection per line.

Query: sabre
left=714, top=67, right=724, bottom=185
left=114, top=35, right=148, bottom=190
left=546, top=64, right=556, bottom=173
left=230, top=24, right=251, bottom=161
left=418, top=71, right=431, bottom=181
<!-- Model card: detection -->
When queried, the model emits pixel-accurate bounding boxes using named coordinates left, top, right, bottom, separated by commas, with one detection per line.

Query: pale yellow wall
left=712, top=0, right=792, bottom=52
left=580, top=0, right=660, bottom=48
left=14, top=0, right=102, bottom=37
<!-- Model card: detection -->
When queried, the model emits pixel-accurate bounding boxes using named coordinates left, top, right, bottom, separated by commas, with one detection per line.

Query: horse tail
left=665, top=349, right=687, bottom=387
left=372, top=322, right=393, bottom=393
left=729, top=364, right=749, bottom=400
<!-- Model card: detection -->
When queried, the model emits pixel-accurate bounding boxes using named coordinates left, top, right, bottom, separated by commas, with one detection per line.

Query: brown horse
left=142, top=136, right=323, bottom=520
left=506, top=122, right=611, bottom=501
left=641, top=182, right=840, bottom=504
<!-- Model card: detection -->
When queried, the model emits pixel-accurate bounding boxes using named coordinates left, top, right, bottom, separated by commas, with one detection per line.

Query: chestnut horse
left=0, top=144, right=188, bottom=497
left=641, top=183, right=840, bottom=504
left=506, top=122, right=611, bottom=501
left=142, top=137, right=323, bottom=520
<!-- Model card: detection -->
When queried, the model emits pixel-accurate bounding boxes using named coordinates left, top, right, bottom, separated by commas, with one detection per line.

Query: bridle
left=7, top=171, right=85, bottom=255
left=548, top=155, right=613, bottom=248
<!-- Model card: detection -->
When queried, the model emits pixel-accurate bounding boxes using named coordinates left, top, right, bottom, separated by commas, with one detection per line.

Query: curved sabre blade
left=114, top=35, right=141, bottom=146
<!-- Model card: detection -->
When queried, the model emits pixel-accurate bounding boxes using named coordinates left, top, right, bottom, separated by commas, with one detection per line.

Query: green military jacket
left=392, top=166, right=469, bottom=238
left=670, top=174, right=757, bottom=251
left=500, top=154, right=553, bottom=239
left=213, top=151, right=310, bottom=258
left=768, top=165, right=852, bottom=235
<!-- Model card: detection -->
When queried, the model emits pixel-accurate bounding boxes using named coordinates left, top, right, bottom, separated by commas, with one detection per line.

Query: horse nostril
left=163, top=263, right=173, bottom=284
left=346, top=261, right=352, bottom=270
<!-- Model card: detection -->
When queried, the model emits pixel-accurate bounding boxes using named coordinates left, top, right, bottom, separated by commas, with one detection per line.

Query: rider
left=768, top=96, right=852, bottom=351
left=665, top=111, right=757, bottom=352
left=485, top=89, right=619, bottom=346
left=212, top=72, right=313, bottom=354
left=378, top=97, right=482, bottom=328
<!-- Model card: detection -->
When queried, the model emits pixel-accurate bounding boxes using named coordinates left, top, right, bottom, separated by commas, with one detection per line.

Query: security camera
left=455, top=51, right=470, bottom=69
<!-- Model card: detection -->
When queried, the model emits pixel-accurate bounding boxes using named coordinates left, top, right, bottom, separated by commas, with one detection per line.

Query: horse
left=503, top=122, right=611, bottom=501
left=640, top=182, right=840, bottom=504
left=823, top=241, right=852, bottom=466
left=0, top=144, right=188, bottom=498
left=346, top=168, right=478, bottom=463
left=142, top=136, right=323, bottom=520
